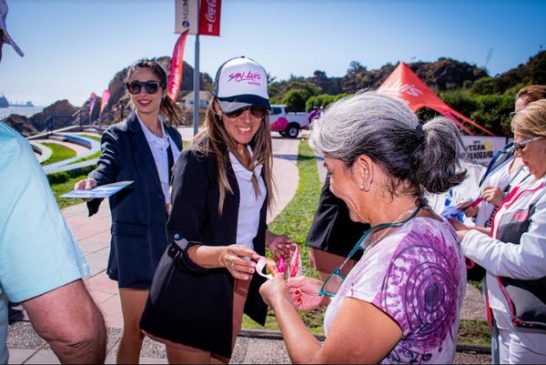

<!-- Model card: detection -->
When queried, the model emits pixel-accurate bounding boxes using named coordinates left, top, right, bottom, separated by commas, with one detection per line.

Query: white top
left=229, top=147, right=266, bottom=250
left=475, top=156, right=529, bottom=227
left=137, top=114, right=181, bottom=203
left=462, top=175, right=546, bottom=352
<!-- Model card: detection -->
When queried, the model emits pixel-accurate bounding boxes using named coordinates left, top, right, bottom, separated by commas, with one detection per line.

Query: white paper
left=61, top=181, right=134, bottom=199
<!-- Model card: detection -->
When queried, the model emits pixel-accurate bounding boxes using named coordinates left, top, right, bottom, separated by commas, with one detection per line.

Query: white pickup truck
left=269, top=104, right=309, bottom=138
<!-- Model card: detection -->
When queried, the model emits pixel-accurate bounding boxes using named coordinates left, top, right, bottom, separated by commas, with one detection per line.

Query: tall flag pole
left=174, top=0, right=221, bottom=136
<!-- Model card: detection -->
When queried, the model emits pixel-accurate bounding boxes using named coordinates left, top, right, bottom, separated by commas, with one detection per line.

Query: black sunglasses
left=224, top=105, right=267, bottom=119
left=126, top=80, right=162, bottom=95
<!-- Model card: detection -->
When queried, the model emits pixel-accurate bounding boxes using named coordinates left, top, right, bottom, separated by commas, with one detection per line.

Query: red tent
left=377, top=62, right=495, bottom=136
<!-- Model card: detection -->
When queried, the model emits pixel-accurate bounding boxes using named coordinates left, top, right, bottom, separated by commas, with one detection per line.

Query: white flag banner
left=175, top=0, right=199, bottom=34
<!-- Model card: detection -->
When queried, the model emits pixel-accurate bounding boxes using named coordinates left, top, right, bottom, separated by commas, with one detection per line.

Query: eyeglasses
left=126, top=80, right=162, bottom=95
left=513, top=136, right=543, bottom=152
left=224, top=105, right=267, bottom=119
left=319, top=206, right=422, bottom=297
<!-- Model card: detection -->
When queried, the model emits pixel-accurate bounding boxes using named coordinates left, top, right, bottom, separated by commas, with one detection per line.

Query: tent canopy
left=377, top=62, right=495, bottom=136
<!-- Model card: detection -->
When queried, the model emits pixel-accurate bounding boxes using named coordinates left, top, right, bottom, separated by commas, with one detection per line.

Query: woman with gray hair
left=260, top=91, right=467, bottom=363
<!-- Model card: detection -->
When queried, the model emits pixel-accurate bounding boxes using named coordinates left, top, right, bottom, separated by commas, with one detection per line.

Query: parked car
left=269, top=104, right=309, bottom=138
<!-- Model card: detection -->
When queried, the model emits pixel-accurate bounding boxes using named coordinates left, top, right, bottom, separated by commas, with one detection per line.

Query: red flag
left=199, top=0, right=221, bottom=36
left=99, top=89, right=111, bottom=117
left=88, top=92, right=97, bottom=115
left=168, top=30, right=189, bottom=102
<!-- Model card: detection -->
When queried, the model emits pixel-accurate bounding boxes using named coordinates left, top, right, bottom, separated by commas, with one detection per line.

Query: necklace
left=338, top=205, right=423, bottom=270
left=365, top=205, right=420, bottom=250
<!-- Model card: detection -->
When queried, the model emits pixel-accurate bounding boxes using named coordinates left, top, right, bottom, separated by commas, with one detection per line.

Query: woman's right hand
left=222, top=244, right=261, bottom=281
left=74, top=178, right=97, bottom=202
left=286, top=276, right=329, bottom=311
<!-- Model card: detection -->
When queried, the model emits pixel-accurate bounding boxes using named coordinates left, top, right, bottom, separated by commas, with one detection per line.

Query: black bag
left=465, top=258, right=486, bottom=282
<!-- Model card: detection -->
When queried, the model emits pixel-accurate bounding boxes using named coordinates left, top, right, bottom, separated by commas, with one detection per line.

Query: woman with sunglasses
left=260, top=92, right=467, bottom=363
left=140, top=56, right=292, bottom=364
left=74, top=59, right=184, bottom=363
left=465, top=85, right=546, bottom=228
left=451, top=99, right=546, bottom=364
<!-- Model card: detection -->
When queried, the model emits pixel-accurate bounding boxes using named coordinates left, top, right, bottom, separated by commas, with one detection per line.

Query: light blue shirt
left=0, top=122, right=89, bottom=364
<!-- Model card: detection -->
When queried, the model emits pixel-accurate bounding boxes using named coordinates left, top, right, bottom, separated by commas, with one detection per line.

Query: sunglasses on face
left=126, top=80, right=162, bottom=95
left=224, top=105, right=267, bottom=119
left=513, top=136, right=543, bottom=152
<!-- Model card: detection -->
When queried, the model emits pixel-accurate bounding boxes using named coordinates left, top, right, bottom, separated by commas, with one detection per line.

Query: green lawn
left=242, top=139, right=325, bottom=333
left=51, top=174, right=91, bottom=209
left=41, top=142, right=77, bottom=166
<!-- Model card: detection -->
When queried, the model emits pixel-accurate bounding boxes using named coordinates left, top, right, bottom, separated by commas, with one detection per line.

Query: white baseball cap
left=0, top=0, right=24, bottom=59
left=213, top=56, right=270, bottom=113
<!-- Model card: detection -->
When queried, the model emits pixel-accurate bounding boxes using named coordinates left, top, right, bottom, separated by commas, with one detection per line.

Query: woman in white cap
left=140, top=56, right=293, bottom=364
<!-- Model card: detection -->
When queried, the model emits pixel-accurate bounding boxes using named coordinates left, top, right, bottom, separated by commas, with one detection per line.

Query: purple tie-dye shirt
left=324, top=217, right=466, bottom=364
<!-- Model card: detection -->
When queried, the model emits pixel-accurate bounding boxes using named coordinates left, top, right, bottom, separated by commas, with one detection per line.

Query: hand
left=267, top=233, right=294, bottom=259
left=463, top=205, right=479, bottom=218
left=286, top=276, right=329, bottom=311
left=448, top=217, right=470, bottom=242
left=222, top=244, right=261, bottom=281
left=482, top=186, right=505, bottom=206
left=259, top=272, right=290, bottom=308
left=74, top=178, right=97, bottom=202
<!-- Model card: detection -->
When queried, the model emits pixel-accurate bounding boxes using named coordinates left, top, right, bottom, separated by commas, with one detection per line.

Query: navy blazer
left=88, top=113, right=182, bottom=288
left=141, top=147, right=268, bottom=358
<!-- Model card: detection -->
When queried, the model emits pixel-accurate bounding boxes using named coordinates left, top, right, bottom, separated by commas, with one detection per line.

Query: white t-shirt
left=324, top=217, right=466, bottom=364
left=229, top=147, right=266, bottom=249
left=137, top=115, right=181, bottom=203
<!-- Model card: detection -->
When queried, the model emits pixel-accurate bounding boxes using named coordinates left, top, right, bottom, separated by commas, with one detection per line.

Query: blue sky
left=0, top=0, right=544, bottom=107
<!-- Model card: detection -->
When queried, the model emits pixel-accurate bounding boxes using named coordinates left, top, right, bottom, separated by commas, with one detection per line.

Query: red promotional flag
left=168, top=30, right=189, bottom=102
left=378, top=63, right=495, bottom=136
left=88, top=92, right=97, bottom=115
left=99, top=89, right=111, bottom=117
left=199, top=0, right=221, bottom=36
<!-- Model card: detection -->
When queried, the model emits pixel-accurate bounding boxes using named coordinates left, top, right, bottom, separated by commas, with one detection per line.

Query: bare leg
left=117, top=288, right=148, bottom=364
left=166, top=345, right=213, bottom=364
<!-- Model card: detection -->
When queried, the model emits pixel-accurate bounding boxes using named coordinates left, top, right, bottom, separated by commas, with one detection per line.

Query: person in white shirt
left=451, top=99, right=546, bottom=363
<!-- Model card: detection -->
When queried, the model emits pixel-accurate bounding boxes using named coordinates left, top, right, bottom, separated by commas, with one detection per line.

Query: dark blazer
left=140, top=147, right=268, bottom=359
left=88, top=113, right=182, bottom=288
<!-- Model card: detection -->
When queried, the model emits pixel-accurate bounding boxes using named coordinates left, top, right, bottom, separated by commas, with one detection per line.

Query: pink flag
left=88, top=92, right=97, bottom=115
left=199, top=0, right=222, bottom=36
left=99, top=89, right=111, bottom=117
left=168, top=30, right=189, bottom=102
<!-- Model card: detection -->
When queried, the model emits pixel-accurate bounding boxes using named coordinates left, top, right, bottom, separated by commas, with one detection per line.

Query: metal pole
left=192, top=37, right=200, bottom=136
left=192, top=0, right=201, bottom=136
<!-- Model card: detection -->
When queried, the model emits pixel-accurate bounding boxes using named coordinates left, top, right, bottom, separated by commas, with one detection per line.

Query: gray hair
left=309, top=91, right=466, bottom=199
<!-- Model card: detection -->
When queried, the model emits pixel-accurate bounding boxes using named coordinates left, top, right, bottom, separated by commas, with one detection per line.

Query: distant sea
left=0, top=106, right=44, bottom=120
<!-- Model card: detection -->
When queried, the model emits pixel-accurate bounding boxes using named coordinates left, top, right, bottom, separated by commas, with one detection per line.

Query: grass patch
left=51, top=172, right=92, bottom=209
left=80, top=134, right=101, bottom=142
left=41, top=142, right=76, bottom=166
left=242, top=139, right=325, bottom=333
left=457, top=320, right=491, bottom=345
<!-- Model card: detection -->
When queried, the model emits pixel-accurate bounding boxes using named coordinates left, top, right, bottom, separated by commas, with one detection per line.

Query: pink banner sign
left=168, top=30, right=189, bottom=102
left=99, top=89, right=111, bottom=117
left=88, top=92, right=97, bottom=115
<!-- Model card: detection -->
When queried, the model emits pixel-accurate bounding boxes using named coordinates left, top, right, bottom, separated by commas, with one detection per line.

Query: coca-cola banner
left=175, top=0, right=199, bottom=34
left=199, top=0, right=221, bottom=36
